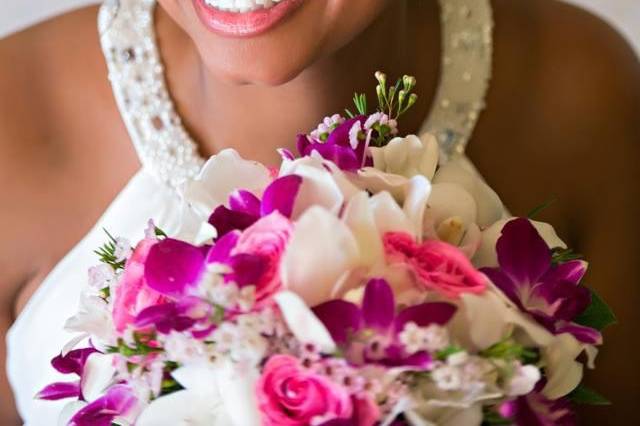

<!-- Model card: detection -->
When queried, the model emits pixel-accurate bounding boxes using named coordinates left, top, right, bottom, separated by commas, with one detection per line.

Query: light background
left=1, top=0, right=639, bottom=56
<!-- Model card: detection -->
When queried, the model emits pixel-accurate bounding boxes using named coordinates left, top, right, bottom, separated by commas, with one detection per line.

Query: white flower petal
left=433, top=159, right=503, bottom=228
left=81, top=353, right=116, bottom=402
left=542, top=333, right=584, bottom=399
left=369, top=192, right=415, bottom=235
left=182, top=149, right=272, bottom=218
left=137, top=390, right=228, bottom=426
left=403, top=175, right=432, bottom=239
left=215, top=360, right=261, bottom=426
left=275, top=291, right=336, bottom=354
left=58, top=400, right=87, bottom=426
left=282, top=206, right=361, bottom=306
left=343, top=191, right=384, bottom=266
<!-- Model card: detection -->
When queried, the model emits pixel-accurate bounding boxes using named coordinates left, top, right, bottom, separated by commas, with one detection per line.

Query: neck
left=156, top=1, right=440, bottom=165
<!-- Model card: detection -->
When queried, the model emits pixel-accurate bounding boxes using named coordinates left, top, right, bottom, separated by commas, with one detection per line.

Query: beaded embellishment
left=98, top=0, right=493, bottom=187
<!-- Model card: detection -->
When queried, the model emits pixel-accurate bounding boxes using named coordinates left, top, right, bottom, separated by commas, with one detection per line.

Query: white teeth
left=204, top=0, right=283, bottom=13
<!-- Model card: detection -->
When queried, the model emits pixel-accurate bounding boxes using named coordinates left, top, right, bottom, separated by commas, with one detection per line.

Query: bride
left=0, top=0, right=638, bottom=424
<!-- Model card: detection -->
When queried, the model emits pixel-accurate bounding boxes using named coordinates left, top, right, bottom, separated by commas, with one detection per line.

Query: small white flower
left=114, top=237, right=133, bottom=262
left=432, top=365, right=463, bottom=391
left=505, top=363, right=541, bottom=396
left=163, top=332, right=211, bottom=365
left=211, top=323, right=240, bottom=353
left=349, top=121, right=363, bottom=149
left=399, top=322, right=450, bottom=354
left=236, top=286, right=256, bottom=312
left=88, top=264, right=115, bottom=289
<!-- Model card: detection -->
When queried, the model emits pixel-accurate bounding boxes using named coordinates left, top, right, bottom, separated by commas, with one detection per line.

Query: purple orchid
left=313, top=278, right=456, bottom=368
left=134, top=296, right=210, bottom=335
left=144, top=238, right=207, bottom=298
left=498, top=381, right=577, bottom=426
left=481, top=218, right=600, bottom=344
left=208, top=174, right=302, bottom=238
left=69, top=385, right=138, bottom=426
left=37, top=348, right=98, bottom=401
left=297, top=115, right=373, bottom=171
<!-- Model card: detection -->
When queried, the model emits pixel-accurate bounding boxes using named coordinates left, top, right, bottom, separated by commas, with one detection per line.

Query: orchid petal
left=275, top=291, right=337, bottom=353
left=208, top=206, right=257, bottom=238
left=181, top=149, right=272, bottom=218
left=229, top=190, right=261, bottom=216
left=137, top=390, right=224, bottom=426
left=58, top=401, right=88, bottom=426
left=403, top=175, right=432, bottom=239
left=433, top=158, right=503, bottom=228
left=542, top=333, right=584, bottom=399
left=207, top=231, right=240, bottom=264
left=362, top=279, right=395, bottom=330
left=394, top=302, right=457, bottom=333
left=215, top=359, right=262, bottom=426
left=474, top=218, right=567, bottom=269
left=496, top=218, right=552, bottom=284
left=51, top=348, right=98, bottom=376
left=36, top=381, right=81, bottom=401
left=369, top=192, right=415, bottom=235
left=261, top=175, right=303, bottom=218
left=342, top=191, right=384, bottom=267
left=312, top=300, right=363, bottom=345
left=425, top=183, right=477, bottom=232
left=80, top=353, right=116, bottom=403
left=69, top=385, right=137, bottom=426
left=145, top=239, right=206, bottom=297
left=555, top=323, right=602, bottom=345
left=542, top=260, right=588, bottom=285
left=282, top=207, right=360, bottom=306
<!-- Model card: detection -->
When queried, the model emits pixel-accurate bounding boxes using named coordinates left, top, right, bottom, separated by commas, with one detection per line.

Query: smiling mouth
left=193, top=0, right=306, bottom=37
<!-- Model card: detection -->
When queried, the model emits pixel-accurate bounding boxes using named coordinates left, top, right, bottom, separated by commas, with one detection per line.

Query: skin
left=0, top=0, right=638, bottom=423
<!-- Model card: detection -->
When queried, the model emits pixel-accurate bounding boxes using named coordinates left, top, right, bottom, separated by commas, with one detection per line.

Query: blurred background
left=1, top=0, right=639, bottom=57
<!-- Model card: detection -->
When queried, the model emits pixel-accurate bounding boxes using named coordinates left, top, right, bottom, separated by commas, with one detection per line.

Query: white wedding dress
left=5, top=0, right=493, bottom=424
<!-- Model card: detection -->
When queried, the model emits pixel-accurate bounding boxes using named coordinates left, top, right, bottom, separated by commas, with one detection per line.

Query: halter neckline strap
left=98, top=0, right=493, bottom=189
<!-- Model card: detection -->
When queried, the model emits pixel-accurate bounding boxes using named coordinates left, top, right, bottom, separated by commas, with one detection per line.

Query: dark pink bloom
left=112, top=238, right=167, bottom=333
left=69, top=385, right=138, bottom=426
left=499, top=381, right=576, bottom=426
left=208, top=175, right=302, bottom=238
left=257, top=355, right=354, bottom=426
left=384, top=232, right=487, bottom=298
left=297, top=116, right=373, bottom=171
left=313, top=279, right=456, bottom=368
left=134, top=296, right=210, bottom=335
left=481, top=218, right=600, bottom=344
left=207, top=212, right=293, bottom=303
left=37, top=348, right=98, bottom=401
left=144, top=238, right=207, bottom=299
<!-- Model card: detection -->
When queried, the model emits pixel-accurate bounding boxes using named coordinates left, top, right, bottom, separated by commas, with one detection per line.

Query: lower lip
left=192, top=0, right=305, bottom=37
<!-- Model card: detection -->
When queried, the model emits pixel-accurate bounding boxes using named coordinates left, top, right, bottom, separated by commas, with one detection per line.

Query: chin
left=158, top=0, right=391, bottom=86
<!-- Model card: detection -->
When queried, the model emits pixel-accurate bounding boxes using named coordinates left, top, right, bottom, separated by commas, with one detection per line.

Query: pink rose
left=232, top=212, right=293, bottom=302
left=112, top=238, right=167, bottom=333
left=383, top=232, right=487, bottom=298
left=256, top=355, right=353, bottom=426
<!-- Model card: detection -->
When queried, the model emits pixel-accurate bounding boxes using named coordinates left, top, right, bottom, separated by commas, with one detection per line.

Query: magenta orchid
left=313, top=278, right=457, bottom=368
left=498, top=381, right=577, bottom=426
left=69, top=385, right=139, bottom=426
left=208, top=174, right=302, bottom=238
left=481, top=218, right=600, bottom=344
left=36, top=348, right=98, bottom=401
left=297, top=116, right=373, bottom=171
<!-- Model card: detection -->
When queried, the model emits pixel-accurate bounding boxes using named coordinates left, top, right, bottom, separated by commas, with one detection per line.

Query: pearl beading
left=98, top=0, right=493, bottom=188
left=420, top=0, right=493, bottom=162
left=99, top=0, right=204, bottom=189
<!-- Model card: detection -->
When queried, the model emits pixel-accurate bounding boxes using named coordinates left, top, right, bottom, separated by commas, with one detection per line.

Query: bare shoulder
left=0, top=6, right=135, bottom=307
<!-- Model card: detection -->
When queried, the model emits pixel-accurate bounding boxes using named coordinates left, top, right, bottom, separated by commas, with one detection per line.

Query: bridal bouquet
left=39, top=74, right=614, bottom=426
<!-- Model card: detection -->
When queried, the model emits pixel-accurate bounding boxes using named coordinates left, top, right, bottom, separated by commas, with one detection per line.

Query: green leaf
left=527, top=198, right=556, bottom=219
left=568, top=384, right=611, bottom=405
left=575, top=289, right=617, bottom=331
